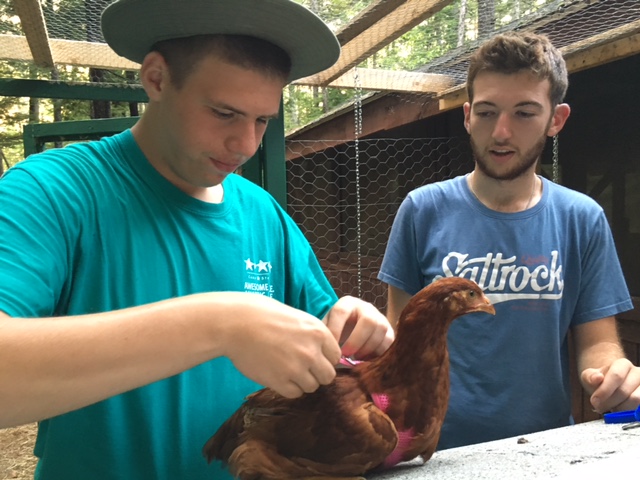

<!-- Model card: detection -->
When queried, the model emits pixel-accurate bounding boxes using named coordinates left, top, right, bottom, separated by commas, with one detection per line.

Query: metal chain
left=353, top=70, right=363, bottom=298
left=552, top=134, right=559, bottom=183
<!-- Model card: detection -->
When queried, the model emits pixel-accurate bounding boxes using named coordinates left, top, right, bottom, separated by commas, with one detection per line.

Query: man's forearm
left=0, top=293, right=235, bottom=428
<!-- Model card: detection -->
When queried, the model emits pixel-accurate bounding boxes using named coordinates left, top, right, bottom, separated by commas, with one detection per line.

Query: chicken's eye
left=469, top=290, right=476, bottom=297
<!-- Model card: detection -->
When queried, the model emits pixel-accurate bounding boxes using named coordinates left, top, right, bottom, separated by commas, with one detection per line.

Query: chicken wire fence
left=5, top=0, right=638, bottom=73
left=286, top=0, right=640, bottom=131
left=2, top=0, right=639, bottom=102
left=1, top=0, right=637, bottom=161
left=1, top=0, right=639, bottom=303
left=0, top=0, right=638, bottom=139
left=286, top=137, right=474, bottom=312
left=1, top=0, right=131, bottom=67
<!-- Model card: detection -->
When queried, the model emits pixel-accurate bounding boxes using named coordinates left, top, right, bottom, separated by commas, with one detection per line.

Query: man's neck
left=468, top=170, right=541, bottom=213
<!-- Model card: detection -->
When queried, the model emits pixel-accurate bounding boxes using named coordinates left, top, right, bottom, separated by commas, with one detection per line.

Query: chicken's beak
left=474, top=295, right=496, bottom=315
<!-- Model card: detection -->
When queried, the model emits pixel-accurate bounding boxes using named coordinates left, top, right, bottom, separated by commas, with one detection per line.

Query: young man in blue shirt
left=379, top=31, right=640, bottom=450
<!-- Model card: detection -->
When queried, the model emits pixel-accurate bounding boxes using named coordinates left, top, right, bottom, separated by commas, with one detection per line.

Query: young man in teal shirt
left=0, top=1, right=394, bottom=478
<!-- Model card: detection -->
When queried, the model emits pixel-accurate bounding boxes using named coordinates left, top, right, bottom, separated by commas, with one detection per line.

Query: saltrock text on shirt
left=435, top=251, right=563, bottom=304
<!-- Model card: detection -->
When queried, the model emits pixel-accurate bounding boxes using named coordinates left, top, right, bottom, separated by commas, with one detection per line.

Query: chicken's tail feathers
left=202, top=414, right=243, bottom=464
left=227, top=439, right=369, bottom=480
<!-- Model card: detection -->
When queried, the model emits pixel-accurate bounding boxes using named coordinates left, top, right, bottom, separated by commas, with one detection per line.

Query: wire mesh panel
left=1, top=0, right=135, bottom=70
left=284, top=0, right=640, bottom=308
left=2, top=0, right=640, bottom=158
left=285, top=0, right=640, bottom=131
left=414, top=0, right=640, bottom=83
left=286, top=137, right=474, bottom=311
left=23, top=0, right=109, bottom=43
left=2, top=0, right=640, bottom=302
left=2, top=0, right=637, bottom=135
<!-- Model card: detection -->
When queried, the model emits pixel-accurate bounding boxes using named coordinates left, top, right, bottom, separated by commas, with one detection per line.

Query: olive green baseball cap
left=101, top=0, right=340, bottom=81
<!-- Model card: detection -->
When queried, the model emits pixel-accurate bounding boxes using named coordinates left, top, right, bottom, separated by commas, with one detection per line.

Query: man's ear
left=463, top=102, right=472, bottom=134
left=139, top=51, right=169, bottom=102
left=547, top=103, right=571, bottom=137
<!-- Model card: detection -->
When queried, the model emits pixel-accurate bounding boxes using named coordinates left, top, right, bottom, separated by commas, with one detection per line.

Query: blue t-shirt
left=0, top=130, right=338, bottom=479
left=379, top=174, right=632, bottom=449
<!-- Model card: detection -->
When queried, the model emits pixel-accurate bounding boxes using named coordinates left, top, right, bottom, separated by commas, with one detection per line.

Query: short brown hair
left=151, top=34, right=292, bottom=89
left=466, top=32, right=568, bottom=106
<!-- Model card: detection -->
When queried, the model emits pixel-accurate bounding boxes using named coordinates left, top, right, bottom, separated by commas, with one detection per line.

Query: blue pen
left=603, top=405, right=640, bottom=424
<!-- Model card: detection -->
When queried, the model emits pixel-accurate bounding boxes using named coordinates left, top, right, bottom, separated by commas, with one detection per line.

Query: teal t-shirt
left=0, top=130, right=338, bottom=479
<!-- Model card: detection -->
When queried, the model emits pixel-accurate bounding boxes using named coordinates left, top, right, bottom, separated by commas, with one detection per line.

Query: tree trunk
left=287, top=84, right=298, bottom=126
left=28, top=98, right=39, bottom=124
left=86, top=0, right=112, bottom=119
left=457, top=0, right=468, bottom=47
left=126, top=71, right=139, bottom=117
left=28, top=65, right=39, bottom=124
left=0, top=147, right=7, bottom=175
left=478, top=0, right=496, bottom=38
left=89, top=68, right=111, bottom=119
left=323, top=88, right=329, bottom=114
left=51, top=67, right=63, bottom=148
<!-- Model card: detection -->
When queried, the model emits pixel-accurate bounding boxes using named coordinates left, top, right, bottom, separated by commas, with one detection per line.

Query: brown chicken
left=203, top=277, right=495, bottom=479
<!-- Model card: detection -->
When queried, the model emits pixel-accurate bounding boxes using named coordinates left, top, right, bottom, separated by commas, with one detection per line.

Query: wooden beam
left=49, top=38, right=140, bottom=70
left=336, top=0, right=409, bottom=44
left=562, top=19, right=640, bottom=73
left=438, top=20, right=640, bottom=113
left=0, top=35, right=139, bottom=71
left=296, top=67, right=455, bottom=93
left=23, top=117, right=139, bottom=156
left=24, top=117, right=139, bottom=141
left=11, top=0, right=53, bottom=67
left=0, top=78, right=147, bottom=102
left=0, top=34, right=32, bottom=60
left=438, top=86, right=468, bottom=112
left=286, top=92, right=440, bottom=159
left=312, top=0, right=596, bottom=92
left=296, top=0, right=454, bottom=86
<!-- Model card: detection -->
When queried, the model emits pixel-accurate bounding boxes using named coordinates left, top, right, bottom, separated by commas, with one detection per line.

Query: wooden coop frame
left=4, top=0, right=640, bottom=136
left=8, top=0, right=640, bottom=165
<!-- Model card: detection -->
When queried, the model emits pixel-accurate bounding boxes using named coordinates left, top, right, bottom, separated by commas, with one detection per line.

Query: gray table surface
left=368, top=419, right=640, bottom=479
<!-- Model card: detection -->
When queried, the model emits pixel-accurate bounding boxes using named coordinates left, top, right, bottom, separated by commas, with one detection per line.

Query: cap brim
left=101, top=0, right=340, bottom=82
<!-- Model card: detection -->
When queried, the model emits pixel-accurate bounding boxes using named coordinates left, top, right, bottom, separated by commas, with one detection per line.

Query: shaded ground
left=0, top=424, right=37, bottom=480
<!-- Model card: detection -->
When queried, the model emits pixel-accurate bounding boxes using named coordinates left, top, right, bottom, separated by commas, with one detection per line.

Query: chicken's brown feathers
left=204, top=375, right=397, bottom=478
left=203, top=276, right=494, bottom=479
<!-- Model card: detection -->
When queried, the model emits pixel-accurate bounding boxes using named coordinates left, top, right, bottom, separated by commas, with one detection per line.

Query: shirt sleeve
left=0, top=165, right=71, bottom=318
left=296, top=244, right=339, bottom=319
left=378, top=193, right=424, bottom=296
left=279, top=204, right=338, bottom=319
left=571, top=208, right=633, bottom=325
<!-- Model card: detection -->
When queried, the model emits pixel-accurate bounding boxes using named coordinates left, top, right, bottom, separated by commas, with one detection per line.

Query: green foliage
left=296, top=0, right=375, bottom=30
left=41, top=0, right=87, bottom=41
left=283, top=1, right=374, bottom=132
left=374, top=3, right=463, bottom=71
left=0, top=61, right=32, bottom=166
